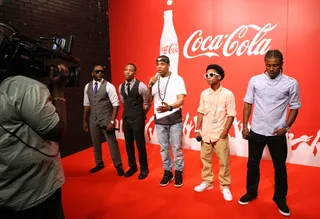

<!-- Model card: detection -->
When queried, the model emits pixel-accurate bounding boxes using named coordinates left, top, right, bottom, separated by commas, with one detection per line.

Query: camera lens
left=65, top=66, right=80, bottom=87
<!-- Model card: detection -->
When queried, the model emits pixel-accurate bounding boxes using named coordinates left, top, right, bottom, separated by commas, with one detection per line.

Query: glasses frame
left=94, top=70, right=104, bottom=74
left=204, top=72, right=220, bottom=79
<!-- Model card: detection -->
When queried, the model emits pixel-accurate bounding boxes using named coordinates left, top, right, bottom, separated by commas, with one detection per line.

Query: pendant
left=213, top=119, right=218, bottom=123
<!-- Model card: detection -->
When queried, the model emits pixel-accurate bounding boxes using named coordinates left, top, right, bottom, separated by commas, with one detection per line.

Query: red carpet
left=62, top=140, right=320, bottom=219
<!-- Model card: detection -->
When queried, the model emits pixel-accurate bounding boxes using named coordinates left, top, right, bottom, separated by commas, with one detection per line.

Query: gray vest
left=87, top=80, right=113, bottom=126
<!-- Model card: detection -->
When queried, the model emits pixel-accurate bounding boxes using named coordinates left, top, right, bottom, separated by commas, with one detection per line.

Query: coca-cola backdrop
left=108, top=0, right=320, bottom=167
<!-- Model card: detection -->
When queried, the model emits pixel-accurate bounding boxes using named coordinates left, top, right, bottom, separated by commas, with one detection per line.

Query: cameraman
left=0, top=65, right=69, bottom=219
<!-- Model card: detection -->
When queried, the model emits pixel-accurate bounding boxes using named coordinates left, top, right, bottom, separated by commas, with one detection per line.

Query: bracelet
left=243, top=127, right=249, bottom=130
left=53, top=97, right=66, bottom=103
left=194, top=129, right=200, bottom=133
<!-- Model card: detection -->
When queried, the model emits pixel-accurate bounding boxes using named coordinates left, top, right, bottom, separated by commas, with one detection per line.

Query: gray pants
left=89, top=122, right=122, bottom=168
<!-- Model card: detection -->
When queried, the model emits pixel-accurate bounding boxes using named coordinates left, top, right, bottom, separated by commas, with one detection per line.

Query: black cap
left=156, top=55, right=170, bottom=64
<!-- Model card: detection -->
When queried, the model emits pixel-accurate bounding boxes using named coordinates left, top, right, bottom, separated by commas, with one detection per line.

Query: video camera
left=0, top=23, right=80, bottom=86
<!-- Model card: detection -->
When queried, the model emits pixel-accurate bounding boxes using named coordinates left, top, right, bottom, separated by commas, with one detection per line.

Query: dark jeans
left=246, top=131, right=288, bottom=202
left=0, top=188, right=64, bottom=219
left=123, top=116, right=148, bottom=171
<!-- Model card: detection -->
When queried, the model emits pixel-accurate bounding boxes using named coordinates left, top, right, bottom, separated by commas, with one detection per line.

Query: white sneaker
left=194, top=182, right=213, bottom=192
left=222, top=188, right=233, bottom=201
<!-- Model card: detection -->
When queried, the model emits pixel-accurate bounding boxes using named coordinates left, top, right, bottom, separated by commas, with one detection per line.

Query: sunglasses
left=94, top=70, right=104, bottom=74
left=204, top=72, right=220, bottom=78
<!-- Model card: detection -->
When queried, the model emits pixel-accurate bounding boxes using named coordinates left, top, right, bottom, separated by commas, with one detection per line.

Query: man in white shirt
left=146, top=55, right=187, bottom=187
left=83, top=65, right=124, bottom=175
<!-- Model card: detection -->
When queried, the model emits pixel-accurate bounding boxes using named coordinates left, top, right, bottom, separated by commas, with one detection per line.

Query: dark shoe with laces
left=116, top=166, right=125, bottom=176
left=138, top=170, right=149, bottom=180
left=124, top=166, right=138, bottom=178
left=238, top=193, right=257, bottom=205
left=160, top=170, right=174, bottom=187
left=174, top=170, right=183, bottom=188
left=89, top=165, right=104, bottom=174
left=275, top=200, right=291, bottom=217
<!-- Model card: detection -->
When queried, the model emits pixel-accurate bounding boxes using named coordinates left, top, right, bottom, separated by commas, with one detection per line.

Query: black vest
left=121, top=79, right=144, bottom=119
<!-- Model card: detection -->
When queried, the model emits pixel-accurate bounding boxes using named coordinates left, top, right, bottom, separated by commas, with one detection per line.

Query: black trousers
left=123, top=116, right=148, bottom=171
left=0, top=188, right=64, bottom=219
left=246, top=131, right=288, bottom=202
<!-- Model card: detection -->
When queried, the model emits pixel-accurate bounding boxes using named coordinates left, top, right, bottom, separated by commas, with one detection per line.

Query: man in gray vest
left=119, top=63, right=149, bottom=180
left=83, top=65, right=124, bottom=175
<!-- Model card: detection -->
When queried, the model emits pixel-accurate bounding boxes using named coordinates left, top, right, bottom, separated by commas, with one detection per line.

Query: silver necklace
left=209, top=88, right=221, bottom=123
left=158, top=72, right=171, bottom=102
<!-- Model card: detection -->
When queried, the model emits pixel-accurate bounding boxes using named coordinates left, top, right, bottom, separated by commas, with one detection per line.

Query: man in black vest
left=119, top=63, right=149, bottom=180
left=83, top=65, right=124, bottom=176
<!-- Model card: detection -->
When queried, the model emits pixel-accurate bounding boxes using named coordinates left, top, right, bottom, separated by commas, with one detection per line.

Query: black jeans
left=246, top=131, right=288, bottom=202
left=123, top=116, right=148, bottom=171
left=0, top=188, right=64, bottom=219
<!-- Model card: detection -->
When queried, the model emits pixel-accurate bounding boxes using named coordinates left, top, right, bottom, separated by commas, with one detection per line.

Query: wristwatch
left=110, top=120, right=115, bottom=125
left=168, top=105, right=173, bottom=111
left=285, top=125, right=290, bottom=132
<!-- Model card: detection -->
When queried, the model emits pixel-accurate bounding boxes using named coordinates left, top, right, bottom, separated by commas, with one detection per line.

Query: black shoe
left=174, top=170, right=183, bottom=188
left=124, top=166, right=138, bottom=178
left=116, top=166, right=125, bottom=176
left=275, top=200, right=290, bottom=217
left=160, top=170, right=174, bottom=187
left=138, top=170, right=149, bottom=180
left=238, top=193, right=257, bottom=205
left=89, top=165, right=104, bottom=174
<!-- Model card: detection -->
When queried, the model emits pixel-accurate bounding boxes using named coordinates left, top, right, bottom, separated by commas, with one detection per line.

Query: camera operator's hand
left=49, top=64, right=70, bottom=93
left=50, top=64, right=69, bottom=141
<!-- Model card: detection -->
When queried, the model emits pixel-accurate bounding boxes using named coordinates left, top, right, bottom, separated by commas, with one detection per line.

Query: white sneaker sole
left=194, top=185, right=214, bottom=192
left=238, top=200, right=250, bottom=205
left=279, top=209, right=291, bottom=217
left=224, top=197, right=233, bottom=202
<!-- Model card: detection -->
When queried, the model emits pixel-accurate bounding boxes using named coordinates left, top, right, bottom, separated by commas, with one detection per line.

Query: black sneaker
left=238, top=193, right=257, bottom=205
left=275, top=200, right=291, bottom=217
left=160, top=170, right=174, bottom=187
left=174, top=170, right=183, bottom=188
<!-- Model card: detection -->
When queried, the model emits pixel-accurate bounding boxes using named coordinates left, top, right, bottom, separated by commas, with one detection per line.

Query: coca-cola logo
left=183, top=23, right=278, bottom=59
left=160, top=43, right=179, bottom=54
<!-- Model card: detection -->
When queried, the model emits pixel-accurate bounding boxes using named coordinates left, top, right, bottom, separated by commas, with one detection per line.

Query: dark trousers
left=123, top=116, right=148, bottom=171
left=90, top=122, right=122, bottom=168
left=246, top=131, right=288, bottom=202
left=0, top=188, right=64, bottom=219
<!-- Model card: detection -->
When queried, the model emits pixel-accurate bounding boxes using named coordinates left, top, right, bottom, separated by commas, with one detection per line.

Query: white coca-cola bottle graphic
left=160, top=9, right=179, bottom=75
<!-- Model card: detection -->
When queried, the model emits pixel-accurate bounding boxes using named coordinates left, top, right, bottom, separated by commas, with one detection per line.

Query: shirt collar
left=93, top=78, right=104, bottom=84
left=126, top=78, right=136, bottom=85
left=264, top=72, right=282, bottom=81
left=209, top=85, right=223, bottom=94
